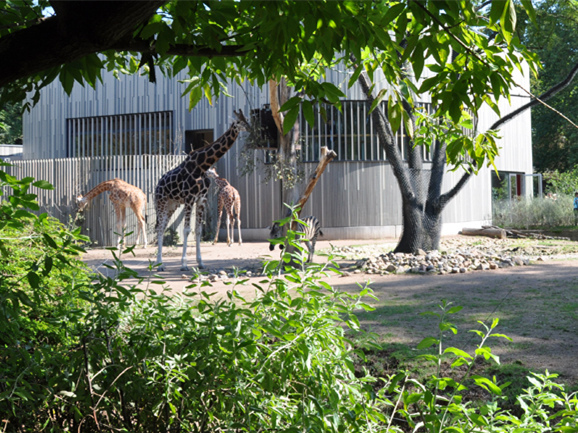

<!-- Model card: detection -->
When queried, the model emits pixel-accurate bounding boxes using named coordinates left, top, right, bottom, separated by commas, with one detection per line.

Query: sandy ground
left=81, top=239, right=578, bottom=386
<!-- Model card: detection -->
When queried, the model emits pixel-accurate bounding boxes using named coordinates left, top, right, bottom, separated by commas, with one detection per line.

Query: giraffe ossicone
left=154, top=109, right=249, bottom=271
left=77, top=178, right=148, bottom=248
left=206, top=168, right=242, bottom=247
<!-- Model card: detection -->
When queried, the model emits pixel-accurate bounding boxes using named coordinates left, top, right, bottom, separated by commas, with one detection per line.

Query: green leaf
left=489, top=0, right=507, bottom=27
left=27, top=271, right=40, bottom=289
left=282, top=106, right=300, bottom=136
left=417, top=336, right=438, bottom=350
left=472, top=375, right=502, bottom=395
left=189, top=86, right=203, bottom=110
left=320, top=82, right=345, bottom=103
left=32, top=180, right=54, bottom=190
left=43, top=233, right=58, bottom=249
left=279, top=96, right=302, bottom=112
left=444, top=347, right=472, bottom=359
left=59, top=70, right=74, bottom=96
left=447, top=306, right=463, bottom=314
left=501, top=0, right=516, bottom=44
left=387, top=97, right=402, bottom=133
left=412, top=41, right=425, bottom=79
left=301, top=100, right=315, bottom=127
left=520, top=0, right=536, bottom=25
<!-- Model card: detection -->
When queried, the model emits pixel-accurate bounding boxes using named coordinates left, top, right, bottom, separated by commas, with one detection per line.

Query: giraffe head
left=76, top=195, right=89, bottom=212
left=206, top=167, right=218, bottom=179
left=232, top=109, right=250, bottom=133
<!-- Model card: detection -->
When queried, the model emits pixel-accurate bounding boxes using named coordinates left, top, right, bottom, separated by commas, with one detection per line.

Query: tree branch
left=269, top=80, right=284, bottom=134
left=357, top=70, right=416, bottom=200
left=0, top=1, right=166, bottom=88
left=438, top=169, right=474, bottom=209
left=495, top=61, right=578, bottom=131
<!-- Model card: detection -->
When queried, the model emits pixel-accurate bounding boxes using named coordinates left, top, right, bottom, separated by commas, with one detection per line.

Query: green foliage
left=0, top=163, right=93, bottom=426
left=493, top=195, right=574, bottom=228
left=1, top=186, right=384, bottom=431
left=544, top=167, right=578, bottom=196
left=383, top=302, right=578, bottom=433
left=0, top=101, right=22, bottom=144
left=162, top=226, right=180, bottom=247
left=3, top=170, right=576, bottom=431
left=516, top=0, right=578, bottom=172
left=1, top=0, right=540, bottom=172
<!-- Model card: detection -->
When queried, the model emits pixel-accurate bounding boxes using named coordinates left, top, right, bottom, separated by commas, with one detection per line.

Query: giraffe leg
left=235, top=199, right=242, bottom=246
left=155, top=201, right=176, bottom=271
left=114, top=206, right=124, bottom=248
left=225, top=211, right=232, bottom=246
left=180, top=204, right=193, bottom=271
left=135, top=201, right=148, bottom=248
left=135, top=211, right=147, bottom=248
left=194, top=198, right=207, bottom=269
left=213, top=198, right=224, bottom=244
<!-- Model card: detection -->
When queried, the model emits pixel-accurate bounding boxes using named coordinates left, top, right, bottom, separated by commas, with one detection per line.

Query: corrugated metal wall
left=4, top=155, right=188, bottom=247
left=20, top=61, right=532, bottom=242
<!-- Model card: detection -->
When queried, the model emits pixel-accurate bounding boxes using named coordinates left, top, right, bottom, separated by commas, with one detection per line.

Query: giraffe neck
left=214, top=177, right=230, bottom=189
left=188, top=121, right=242, bottom=173
left=82, top=180, right=116, bottom=202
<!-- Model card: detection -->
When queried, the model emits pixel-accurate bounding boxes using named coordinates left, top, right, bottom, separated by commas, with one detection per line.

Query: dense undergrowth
left=493, top=195, right=575, bottom=229
left=1, top=165, right=577, bottom=432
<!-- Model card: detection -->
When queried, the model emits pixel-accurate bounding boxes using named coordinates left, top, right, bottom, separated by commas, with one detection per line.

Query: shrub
left=2, top=169, right=577, bottom=432
left=492, top=195, right=574, bottom=228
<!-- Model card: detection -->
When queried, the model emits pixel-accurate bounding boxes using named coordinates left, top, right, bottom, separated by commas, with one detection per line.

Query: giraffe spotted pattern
left=206, top=168, right=242, bottom=247
left=155, top=110, right=249, bottom=271
left=77, top=178, right=148, bottom=248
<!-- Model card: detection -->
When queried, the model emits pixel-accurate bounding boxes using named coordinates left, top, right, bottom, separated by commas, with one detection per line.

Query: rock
left=459, top=267, right=467, bottom=273
left=512, top=257, right=525, bottom=266
left=416, top=248, right=427, bottom=256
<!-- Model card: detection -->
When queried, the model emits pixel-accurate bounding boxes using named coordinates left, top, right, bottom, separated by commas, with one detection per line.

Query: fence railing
left=4, top=155, right=190, bottom=247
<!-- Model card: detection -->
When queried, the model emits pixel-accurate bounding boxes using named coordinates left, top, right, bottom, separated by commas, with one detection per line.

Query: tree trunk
left=269, top=78, right=301, bottom=219
left=395, top=195, right=442, bottom=253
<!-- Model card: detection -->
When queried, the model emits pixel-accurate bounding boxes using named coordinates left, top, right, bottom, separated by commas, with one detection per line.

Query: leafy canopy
left=1, top=0, right=537, bottom=167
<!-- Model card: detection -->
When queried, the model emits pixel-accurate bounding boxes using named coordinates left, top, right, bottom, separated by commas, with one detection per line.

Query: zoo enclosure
left=4, top=155, right=189, bottom=247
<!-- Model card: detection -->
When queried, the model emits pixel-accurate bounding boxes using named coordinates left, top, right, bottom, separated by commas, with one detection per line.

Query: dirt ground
left=82, top=238, right=578, bottom=386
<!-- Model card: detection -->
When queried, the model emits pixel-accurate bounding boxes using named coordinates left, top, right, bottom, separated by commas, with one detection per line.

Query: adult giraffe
left=77, top=179, right=147, bottom=248
left=155, top=110, right=248, bottom=271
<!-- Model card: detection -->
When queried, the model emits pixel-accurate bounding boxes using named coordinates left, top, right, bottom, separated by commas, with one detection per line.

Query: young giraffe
left=206, top=168, right=242, bottom=247
left=155, top=110, right=248, bottom=271
left=77, top=178, right=147, bottom=248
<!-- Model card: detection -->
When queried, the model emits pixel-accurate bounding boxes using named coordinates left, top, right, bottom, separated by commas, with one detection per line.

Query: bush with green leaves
left=377, top=302, right=578, bottom=432
left=0, top=163, right=93, bottom=425
left=492, top=195, right=574, bottom=229
left=544, top=168, right=578, bottom=196
left=2, top=170, right=577, bottom=432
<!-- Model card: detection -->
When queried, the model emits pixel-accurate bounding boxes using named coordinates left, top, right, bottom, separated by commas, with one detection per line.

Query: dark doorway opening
left=184, top=129, right=214, bottom=154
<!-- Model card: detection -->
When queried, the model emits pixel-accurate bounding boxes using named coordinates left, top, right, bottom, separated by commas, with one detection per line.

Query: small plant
left=374, top=301, right=578, bottom=432
left=163, top=226, right=180, bottom=246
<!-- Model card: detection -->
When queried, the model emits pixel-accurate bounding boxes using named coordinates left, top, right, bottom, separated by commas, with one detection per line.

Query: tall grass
left=493, top=195, right=574, bottom=229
